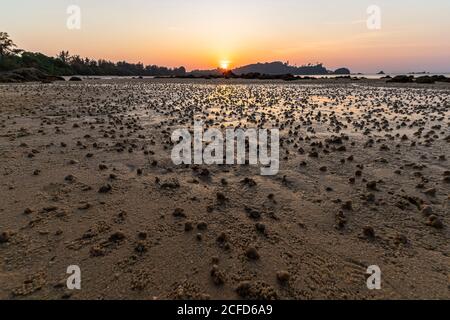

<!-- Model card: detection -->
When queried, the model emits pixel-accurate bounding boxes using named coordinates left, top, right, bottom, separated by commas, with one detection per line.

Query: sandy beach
left=0, top=78, right=449, bottom=299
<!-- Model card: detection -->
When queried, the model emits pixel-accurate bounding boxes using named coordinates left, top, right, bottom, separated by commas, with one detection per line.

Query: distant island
left=233, top=61, right=349, bottom=75
left=190, top=61, right=350, bottom=76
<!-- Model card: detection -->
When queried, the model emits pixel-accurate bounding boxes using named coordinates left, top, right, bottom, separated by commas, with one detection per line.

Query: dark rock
left=197, top=221, right=207, bottom=230
left=0, top=231, right=11, bottom=243
left=173, top=208, right=186, bottom=218
left=210, top=265, right=226, bottom=285
left=184, top=221, right=193, bottom=231
left=109, top=231, right=126, bottom=242
left=98, top=184, right=112, bottom=193
left=426, top=215, right=444, bottom=229
left=276, top=270, right=291, bottom=283
left=363, top=226, right=375, bottom=238
left=245, top=246, right=260, bottom=260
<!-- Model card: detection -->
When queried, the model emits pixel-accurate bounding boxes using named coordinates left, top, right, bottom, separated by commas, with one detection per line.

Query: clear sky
left=1, top=0, right=449, bottom=73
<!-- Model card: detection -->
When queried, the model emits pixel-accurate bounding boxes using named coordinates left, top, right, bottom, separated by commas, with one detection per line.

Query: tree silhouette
left=0, top=32, right=186, bottom=76
left=57, top=50, right=70, bottom=63
left=0, top=32, right=22, bottom=58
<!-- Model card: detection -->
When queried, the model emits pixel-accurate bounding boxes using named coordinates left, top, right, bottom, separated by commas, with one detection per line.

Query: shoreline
left=3, top=77, right=450, bottom=90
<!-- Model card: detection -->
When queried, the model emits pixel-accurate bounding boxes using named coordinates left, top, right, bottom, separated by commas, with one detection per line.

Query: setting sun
left=219, top=60, right=231, bottom=70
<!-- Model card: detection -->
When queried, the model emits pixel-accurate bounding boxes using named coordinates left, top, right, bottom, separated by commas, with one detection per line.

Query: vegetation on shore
left=232, top=62, right=350, bottom=76
left=385, top=74, right=450, bottom=84
left=0, top=32, right=186, bottom=77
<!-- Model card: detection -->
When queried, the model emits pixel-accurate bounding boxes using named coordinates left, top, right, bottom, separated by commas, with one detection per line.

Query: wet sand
left=0, top=78, right=449, bottom=299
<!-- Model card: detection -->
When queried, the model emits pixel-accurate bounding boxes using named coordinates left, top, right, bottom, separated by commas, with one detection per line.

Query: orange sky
left=2, top=0, right=450, bottom=72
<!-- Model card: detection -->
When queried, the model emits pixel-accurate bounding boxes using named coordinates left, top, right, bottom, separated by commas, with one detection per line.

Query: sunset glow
left=1, top=0, right=450, bottom=72
left=219, top=60, right=230, bottom=70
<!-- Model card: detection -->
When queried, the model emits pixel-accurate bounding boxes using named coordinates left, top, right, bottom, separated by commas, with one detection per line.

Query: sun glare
left=219, top=60, right=230, bottom=70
